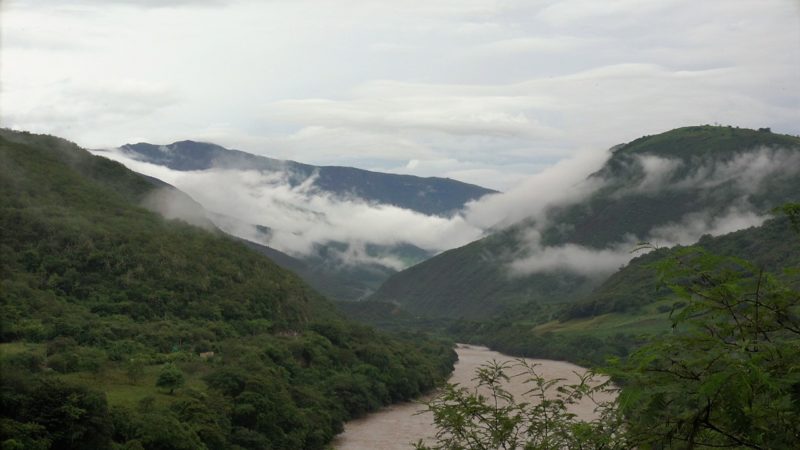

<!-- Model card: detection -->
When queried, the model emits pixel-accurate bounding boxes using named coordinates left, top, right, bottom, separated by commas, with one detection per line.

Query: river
left=332, top=344, right=614, bottom=449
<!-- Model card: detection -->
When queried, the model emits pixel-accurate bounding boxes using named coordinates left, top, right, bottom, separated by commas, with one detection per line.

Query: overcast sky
left=2, top=0, right=799, bottom=190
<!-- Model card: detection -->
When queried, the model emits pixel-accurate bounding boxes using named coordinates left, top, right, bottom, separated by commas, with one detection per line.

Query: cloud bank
left=95, top=138, right=799, bottom=277
left=506, top=146, right=800, bottom=277
left=3, top=0, right=798, bottom=190
left=96, top=149, right=485, bottom=268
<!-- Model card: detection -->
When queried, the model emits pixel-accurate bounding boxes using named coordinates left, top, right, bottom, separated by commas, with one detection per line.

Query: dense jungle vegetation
left=0, top=131, right=456, bottom=449
left=419, top=207, right=800, bottom=449
left=445, top=214, right=800, bottom=366
left=2, top=127, right=798, bottom=449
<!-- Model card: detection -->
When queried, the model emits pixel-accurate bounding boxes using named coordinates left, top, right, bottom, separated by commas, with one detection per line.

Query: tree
left=419, top=212, right=800, bottom=449
left=156, top=364, right=185, bottom=395
left=614, top=244, right=800, bottom=448
left=414, top=360, right=625, bottom=450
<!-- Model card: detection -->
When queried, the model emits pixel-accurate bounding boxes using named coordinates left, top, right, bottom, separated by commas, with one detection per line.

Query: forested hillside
left=372, top=126, right=800, bottom=319
left=448, top=214, right=800, bottom=365
left=0, top=130, right=456, bottom=449
left=419, top=214, right=800, bottom=448
left=559, top=215, right=800, bottom=321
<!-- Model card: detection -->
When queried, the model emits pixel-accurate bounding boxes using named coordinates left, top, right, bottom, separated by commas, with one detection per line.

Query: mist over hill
left=0, top=129, right=456, bottom=449
left=118, top=140, right=497, bottom=216
left=371, top=126, right=800, bottom=318
left=94, top=141, right=496, bottom=300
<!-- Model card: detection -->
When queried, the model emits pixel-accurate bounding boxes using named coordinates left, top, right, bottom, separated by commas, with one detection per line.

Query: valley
left=2, top=125, right=799, bottom=449
left=91, top=141, right=496, bottom=302
left=3, top=1, right=799, bottom=448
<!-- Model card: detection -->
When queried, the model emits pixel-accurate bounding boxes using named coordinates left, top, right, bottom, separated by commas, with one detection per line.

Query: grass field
left=61, top=364, right=212, bottom=408
left=534, top=298, right=677, bottom=337
left=1, top=342, right=214, bottom=408
left=0, top=342, right=45, bottom=356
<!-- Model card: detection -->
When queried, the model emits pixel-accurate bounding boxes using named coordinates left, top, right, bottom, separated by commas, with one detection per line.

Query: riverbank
left=332, top=344, right=614, bottom=449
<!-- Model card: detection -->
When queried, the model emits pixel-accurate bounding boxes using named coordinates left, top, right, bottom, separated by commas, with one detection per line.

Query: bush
left=156, top=364, right=185, bottom=395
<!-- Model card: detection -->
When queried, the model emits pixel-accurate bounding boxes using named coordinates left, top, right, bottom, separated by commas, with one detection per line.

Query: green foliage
left=561, top=215, right=800, bottom=321
left=371, top=226, right=594, bottom=319
left=422, top=214, right=800, bottom=449
left=0, top=375, right=113, bottom=449
left=614, top=245, right=800, bottom=448
left=0, top=130, right=457, bottom=449
left=773, top=202, right=800, bottom=233
left=425, top=216, right=800, bottom=367
left=415, top=360, right=625, bottom=450
left=156, top=365, right=185, bottom=395
left=125, top=360, right=145, bottom=385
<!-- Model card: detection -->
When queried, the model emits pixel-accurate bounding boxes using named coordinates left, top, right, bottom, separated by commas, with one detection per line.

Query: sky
left=2, top=0, right=799, bottom=191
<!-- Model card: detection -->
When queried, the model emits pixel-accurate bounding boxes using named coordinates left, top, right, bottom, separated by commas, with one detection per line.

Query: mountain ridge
left=108, top=139, right=497, bottom=301
left=370, top=125, right=800, bottom=319
left=119, top=140, right=497, bottom=217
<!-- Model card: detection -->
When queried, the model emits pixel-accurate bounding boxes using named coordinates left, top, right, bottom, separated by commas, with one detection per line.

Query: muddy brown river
left=332, top=344, right=614, bottom=449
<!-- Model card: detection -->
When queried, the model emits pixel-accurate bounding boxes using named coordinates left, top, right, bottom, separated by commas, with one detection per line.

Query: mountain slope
left=239, top=238, right=397, bottom=301
left=119, top=140, right=497, bottom=216
left=452, top=214, right=800, bottom=366
left=0, top=130, right=456, bottom=449
left=558, top=214, right=800, bottom=321
left=371, top=126, right=800, bottom=319
left=0, top=130, right=324, bottom=325
left=106, top=140, right=495, bottom=301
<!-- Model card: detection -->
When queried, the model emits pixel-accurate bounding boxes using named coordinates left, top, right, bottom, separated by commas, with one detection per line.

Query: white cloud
left=509, top=242, right=634, bottom=276
left=632, top=155, right=684, bottom=194
left=2, top=0, right=797, bottom=190
left=94, top=149, right=485, bottom=268
left=6, top=0, right=235, bottom=7
left=649, top=207, right=768, bottom=247
left=1, top=77, right=179, bottom=143
left=140, top=187, right=215, bottom=230
left=472, top=36, right=595, bottom=55
left=507, top=205, right=772, bottom=278
left=536, top=0, right=687, bottom=26
left=268, top=93, right=559, bottom=139
left=504, top=145, right=800, bottom=277
left=462, top=147, right=611, bottom=229
left=674, top=147, right=800, bottom=192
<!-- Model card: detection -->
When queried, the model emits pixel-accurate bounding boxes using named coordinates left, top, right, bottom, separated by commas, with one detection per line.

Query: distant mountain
left=120, top=140, right=496, bottom=216
left=371, top=126, right=800, bottom=319
left=114, top=140, right=495, bottom=300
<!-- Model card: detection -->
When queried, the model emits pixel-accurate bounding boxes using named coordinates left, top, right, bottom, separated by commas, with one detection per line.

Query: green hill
left=559, top=215, right=800, bottom=321
left=447, top=214, right=800, bottom=365
left=370, top=126, right=800, bottom=319
left=0, top=130, right=456, bottom=450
